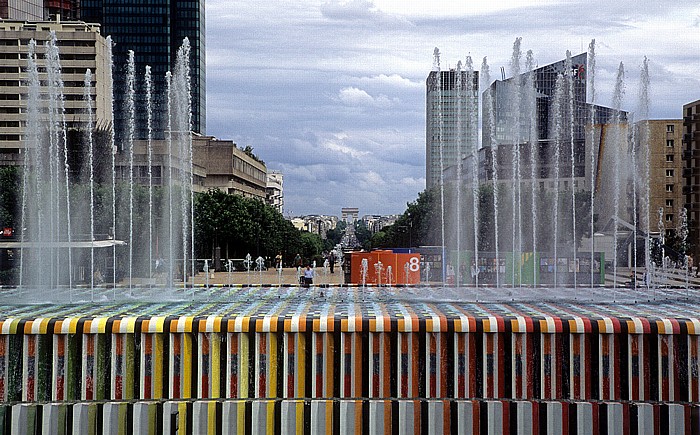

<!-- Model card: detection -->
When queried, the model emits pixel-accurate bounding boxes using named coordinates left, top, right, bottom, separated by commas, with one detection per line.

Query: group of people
left=273, top=251, right=338, bottom=287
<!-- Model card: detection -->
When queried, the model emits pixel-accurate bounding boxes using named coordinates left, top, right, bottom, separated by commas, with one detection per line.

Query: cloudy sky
left=205, top=0, right=700, bottom=217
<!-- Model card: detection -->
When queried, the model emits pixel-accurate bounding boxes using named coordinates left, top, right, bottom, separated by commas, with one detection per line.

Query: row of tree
left=193, top=188, right=331, bottom=268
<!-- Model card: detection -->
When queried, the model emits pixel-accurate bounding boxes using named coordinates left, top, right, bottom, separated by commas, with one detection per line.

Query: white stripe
left=2, top=318, right=15, bottom=334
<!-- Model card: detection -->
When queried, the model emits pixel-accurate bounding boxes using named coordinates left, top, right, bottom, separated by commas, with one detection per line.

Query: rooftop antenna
left=500, top=66, right=506, bottom=80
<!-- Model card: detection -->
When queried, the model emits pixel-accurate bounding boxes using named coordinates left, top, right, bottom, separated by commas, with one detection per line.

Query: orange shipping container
left=344, top=250, right=421, bottom=285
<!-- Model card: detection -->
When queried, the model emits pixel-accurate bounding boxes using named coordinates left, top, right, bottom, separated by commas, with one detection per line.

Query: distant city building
left=266, top=171, right=284, bottom=214
left=80, top=0, right=206, bottom=140
left=291, top=215, right=338, bottom=239
left=362, top=214, right=400, bottom=234
left=0, top=19, right=112, bottom=166
left=0, top=0, right=43, bottom=20
left=425, top=64, right=479, bottom=189
left=683, top=99, right=700, bottom=259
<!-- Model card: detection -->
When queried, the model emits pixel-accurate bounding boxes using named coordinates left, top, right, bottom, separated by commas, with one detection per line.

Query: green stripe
left=96, top=335, right=109, bottom=400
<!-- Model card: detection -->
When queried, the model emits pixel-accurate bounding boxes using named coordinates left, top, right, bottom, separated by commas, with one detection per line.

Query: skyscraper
left=0, top=20, right=111, bottom=166
left=80, top=0, right=205, bottom=141
left=425, top=67, right=479, bottom=189
left=0, top=0, right=43, bottom=20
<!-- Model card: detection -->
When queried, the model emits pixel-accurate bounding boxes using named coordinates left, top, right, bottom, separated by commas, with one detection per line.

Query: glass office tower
left=81, top=0, right=205, bottom=140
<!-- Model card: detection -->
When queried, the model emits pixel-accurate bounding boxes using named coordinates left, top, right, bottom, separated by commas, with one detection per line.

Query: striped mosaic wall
left=1, top=313, right=700, bottom=404
left=2, top=289, right=700, bottom=433
left=3, top=399, right=700, bottom=434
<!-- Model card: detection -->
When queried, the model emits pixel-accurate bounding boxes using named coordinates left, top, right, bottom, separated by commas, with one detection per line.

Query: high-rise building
left=44, top=0, right=79, bottom=20
left=481, top=53, right=625, bottom=192
left=426, top=68, right=479, bottom=189
left=80, top=0, right=205, bottom=141
left=682, top=99, right=700, bottom=259
left=639, top=120, right=684, bottom=234
left=0, top=19, right=111, bottom=166
left=0, top=0, right=43, bottom=20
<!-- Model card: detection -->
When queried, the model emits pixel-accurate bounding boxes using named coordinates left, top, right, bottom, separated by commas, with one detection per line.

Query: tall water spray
left=481, top=57, right=500, bottom=288
left=509, top=38, right=523, bottom=287
left=565, top=51, right=578, bottom=289
left=126, top=51, right=136, bottom=292
left=638, top=57, right=651, bottom=288
left=611, top=62, right=626, bottom=289
left=146, top=66, right=153, bottom=288
left=433, top=47, right=447, bottom=283
left=107, top=36, right=117, bottom=292
left=552, top=74, right=565, bottom=287
left=166, top=72, right=175, bottom=286
left=467, top=56, right=480, bottom=287
left=20, top=33, right=75, bottom=290
left=525, top=51, right=538, bottom=286
left=587, top=40, right=597, bottom=290
left=18, top=40, right=40, bottom=290
left=16, top=36, right=195, bottom=296
left=454, top=60, right=463, bottom=285
left=84, top=69, right=95, bottom=296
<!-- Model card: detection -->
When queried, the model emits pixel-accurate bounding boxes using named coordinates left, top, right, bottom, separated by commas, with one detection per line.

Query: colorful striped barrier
left=0, top=399, right=697, bottom=433
left=0, top=288, right=699, bottom=433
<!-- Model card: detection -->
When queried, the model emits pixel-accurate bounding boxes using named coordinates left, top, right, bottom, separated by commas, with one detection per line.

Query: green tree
left=0, top=166, right=20, bottom=230
left=193, top=189, right=315, bottom=270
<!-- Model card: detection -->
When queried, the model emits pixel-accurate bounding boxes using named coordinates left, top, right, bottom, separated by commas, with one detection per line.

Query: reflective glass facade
left=426, top=70, right=479, bottom=189
left=80, top=0, right=205, bottom=141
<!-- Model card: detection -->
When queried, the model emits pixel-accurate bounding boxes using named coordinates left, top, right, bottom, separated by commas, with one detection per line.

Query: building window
left=666, top=169, right=674, bottom=177
left=666, top=184, right=674, bottom=192
left=666, top=154, right=674, bottom=162
left=667, top=139, right=674, bottom=147
left=666, top=199, right=674, bottom=208
left=667, top=124, right=674, bottom=133
left=666, top=214, right=673, bottom=222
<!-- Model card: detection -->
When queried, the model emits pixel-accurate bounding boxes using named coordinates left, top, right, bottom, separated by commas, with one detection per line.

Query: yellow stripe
left=178, top=402, right=188, bottom=435
left=267, top=401, right=275, bottom=434
left=237, top=401, right=246, bottom=434
left=148, top=402, right=157, bottom=433
left=153, top=334, right=163, bottom=399
left=269, top=333, right=277, bottom=398
left=208, top=401, right=217, bottom=435
left=125, top=334, right=135, bottom=399
left=240, top=334, right=249, bottom=398
left=211, top=333, right=220, bottom=398
left=297, top=334, right=305, bottom=397
left=296, top=401, right=304, bottom=435
left=325, top=335, right=334, bottom=395
left=183, top=333, right=192, bottom=398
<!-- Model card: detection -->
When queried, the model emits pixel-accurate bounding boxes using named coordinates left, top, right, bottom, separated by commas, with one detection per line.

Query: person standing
left=303, top=264, right=314, bottom=287
left=275, top=252, right=283, bottom=269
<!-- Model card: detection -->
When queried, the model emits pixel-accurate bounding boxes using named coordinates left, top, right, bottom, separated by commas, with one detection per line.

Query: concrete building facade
left=0, top=0, right=43, bottom=20
left=0, top=19, right=111, bottom=166
left=683, top=100, right=700, bottom=259
left=642, top=120, right=685, bottom=236
left=115, top=135, right=267, bottom=200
